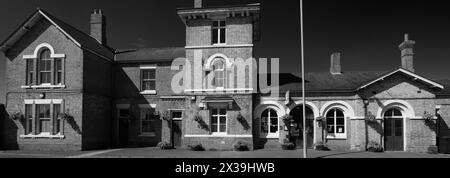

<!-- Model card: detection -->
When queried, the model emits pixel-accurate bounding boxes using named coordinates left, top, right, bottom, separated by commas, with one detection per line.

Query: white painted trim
left=320, top=101, right=355, bottom=119
left=184, top=88, right=253, bottom=92
left=139, top=133, right=156, bottom=137
left=23, top=43, right=67, bottom=59
left=20, top=134, right=65, bottom=139
left=38, top=10, right=81, bottom=47
left=138, top=104, right=157, bottom=109
left=140, top=90, right=157, bottom=95
left=320, top=101, right=355, bottom=140
left=184, top=134, right=253, bottom=138
left=24, top=84, right=66, bottom=89
left=185, top=44, right=253, bottom=49
left=204, top=53, right=233, bottom=70
left=24, top=99, right=63, bottom=104
left=357, top=68, right=444, bottom=90
left=375, top=100, right=416, bottom=119
left=140, top=65, right=157, bottom=69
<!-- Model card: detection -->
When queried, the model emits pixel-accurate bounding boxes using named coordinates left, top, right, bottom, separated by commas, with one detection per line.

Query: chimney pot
left=330, top=52, right=342, bottom=75
left=194, top=0, right=203, bottom=8
left=399, top=33, right=415, bottom=72
left=90, top=9, right=107, bottom=45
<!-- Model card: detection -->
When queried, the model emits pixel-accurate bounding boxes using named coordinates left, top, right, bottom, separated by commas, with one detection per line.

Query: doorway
left=384, top=108, right=404, bottom=151
left=117, top=108, right=130, bottom=148
left=171, top=111, right=183, bottom=148
left=290, top=106, right=314, bottom=148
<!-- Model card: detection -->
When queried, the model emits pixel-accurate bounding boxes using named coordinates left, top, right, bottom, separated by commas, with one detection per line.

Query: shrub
left=188, top=143, right=205, bottom=151
left=157, top=141, right=173, bottom=150
left=233, top=141, right=250, bottom=151
left=314, top=141, right=330, bottom=151
left=281, top=142, right=296, bottom=150
left=367, top=141, right=384, bottom=153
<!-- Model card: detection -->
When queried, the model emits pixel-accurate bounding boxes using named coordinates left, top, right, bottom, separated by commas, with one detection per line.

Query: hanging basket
left=10, top=111, right=23, bottom=121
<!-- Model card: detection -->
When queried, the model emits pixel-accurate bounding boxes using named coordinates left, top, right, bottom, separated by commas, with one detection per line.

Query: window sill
left=22, top=84, right=66, bottom=89
left=139, top=133, right=156, bottom=137
left=140, top=90, right=157, bottom=95
left=260, top=134, right=279, bottom=139
left=327, top=134, right=347, bottom=140
left=20, top=134, right=65, bottom=139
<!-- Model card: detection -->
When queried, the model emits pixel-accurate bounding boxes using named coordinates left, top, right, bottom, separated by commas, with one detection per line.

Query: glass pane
left=40, top=49, right=50, bottom=59
left=211, top=109, right=218, bottom=115
left=385, top=109, right=393, bottom=117
left=39, top=119, right=51, bottom=133
left=211, top=123, right=218, bottom=133
left=220, top=116, right=226, bottom=124
left=220, top=28, right=226, bottom=43
left=394, top=109, right=402, bottom=117
left=326, top=110, right=334, bottom=118
left=336, top=109, right=344, bottom=117
left=213, top=21, right=219, bottom=27
left=261, top=117, right=268, bottom=133
left=270, top=117, right=278, bottom=133
left=172, top=112, right=182, bottom=119
left=327, top=125, right=335, bottom=133
left=336, top=126, right=345, bottom=134
left=119, top=109, right=130, bottom=117
left=212, top=29, right=218, bottom=44
left=327, top=117, right=334, bottom=125
left=385, top=120, right=392, bottom=136
left=37, top=105, right=50, bottom=118
left=25, top=104, right=33, bottom=134
left=395, top=120, right=403, bottom=136
left=219, top=21, right=226, bottom=27
left=220, top=124, right=226, bottom=133
left=337, top=117, right=345, bottom=125
left=148, top=70, right=156, bottom=79
left=219, top=109, right=226, bottom=115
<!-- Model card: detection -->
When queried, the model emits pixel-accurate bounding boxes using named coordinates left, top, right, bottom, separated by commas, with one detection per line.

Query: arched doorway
left=384, top=108, right=404, bottom=151
left=289, top=106, right=314, bottom=148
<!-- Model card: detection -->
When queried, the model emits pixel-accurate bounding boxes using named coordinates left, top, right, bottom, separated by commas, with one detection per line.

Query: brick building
left=0, top=0, right=449, bottom=153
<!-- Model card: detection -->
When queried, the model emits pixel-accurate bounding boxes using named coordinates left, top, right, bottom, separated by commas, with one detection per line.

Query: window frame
left=37, top=49, right=52, bottom=85
left=212, top=20, right=226, bottom=45
left=21, top=99, right=65, bottom=139
left=212, top=59, right=226, bottom=89
left=140, top=107, right=158, bottom=137
left=140, top=65, right=157, bottom=95
left=326, top=108, right=346, bottom=139
left=210, top=108, right=227, bottom=135
left=260, top=108, right=279, bottom=138
left=22, top=44, right=66, bottom=89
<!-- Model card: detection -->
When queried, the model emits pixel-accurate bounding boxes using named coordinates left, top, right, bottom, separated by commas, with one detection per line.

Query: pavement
left=1, top=147, right=450, bottom=158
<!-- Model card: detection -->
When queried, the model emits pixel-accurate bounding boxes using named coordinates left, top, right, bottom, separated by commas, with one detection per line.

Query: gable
left=0, top=9, right=113, bottom=61
left=358, top=72, right=438, bottom=99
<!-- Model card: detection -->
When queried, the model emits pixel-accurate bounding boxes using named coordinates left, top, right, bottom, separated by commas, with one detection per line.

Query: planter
left=10, top=111, right=23, bottom=121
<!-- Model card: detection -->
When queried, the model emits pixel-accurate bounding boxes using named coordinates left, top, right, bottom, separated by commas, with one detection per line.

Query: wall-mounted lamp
left=39, top=93, right=46, bottom=99
left=363, top=99, right=370, bottom=105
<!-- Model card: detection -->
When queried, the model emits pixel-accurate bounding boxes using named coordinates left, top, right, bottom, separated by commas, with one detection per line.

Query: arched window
left=261, top=108, right=278, bottom=135
left=326, top=108, right=345, bottom=136
left=38, top=48, right=52, bottom=84
left=384, top=108, right=402, bottom=118
left=212, top=59, right=226, bottom=88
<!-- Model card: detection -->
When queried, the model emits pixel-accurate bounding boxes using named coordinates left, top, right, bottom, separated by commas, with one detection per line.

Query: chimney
left=194, top=0, right=203, bottom=8
left=330, top=52, right=342, bottom=75
left=399, top=33, right=416, bottom=72
left=90, top=9, right=107, bottom=45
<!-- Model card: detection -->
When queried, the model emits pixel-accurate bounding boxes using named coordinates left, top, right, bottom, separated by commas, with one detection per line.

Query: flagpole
left=300, top=0, right=307, bottom=159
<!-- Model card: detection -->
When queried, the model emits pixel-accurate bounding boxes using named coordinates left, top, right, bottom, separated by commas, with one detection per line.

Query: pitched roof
left=275, top=68, right=445, bottom=93
left=0, top=9, right=114, bottom=60
left=115, top=47, right=186, bottom=62
left=273, top=71, right=388, bottom=92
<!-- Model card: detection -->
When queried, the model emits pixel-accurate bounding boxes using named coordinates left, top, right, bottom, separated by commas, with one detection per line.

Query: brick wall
left=3, top=18, right=85, bottom=151
left=81, top=50, right=112, bottom=150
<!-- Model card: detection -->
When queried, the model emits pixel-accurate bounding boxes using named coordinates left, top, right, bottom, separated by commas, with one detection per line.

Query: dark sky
left=1, top=0, right=450, bottom=103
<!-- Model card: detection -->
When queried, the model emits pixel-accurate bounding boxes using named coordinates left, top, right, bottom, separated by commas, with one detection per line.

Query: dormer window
left=212, top=20, right=226, bottom=45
